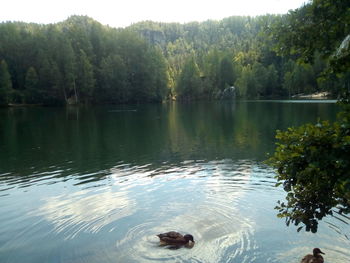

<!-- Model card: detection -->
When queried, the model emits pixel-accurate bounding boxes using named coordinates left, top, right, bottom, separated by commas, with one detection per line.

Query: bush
left=267, top=104, right=350, bottom=232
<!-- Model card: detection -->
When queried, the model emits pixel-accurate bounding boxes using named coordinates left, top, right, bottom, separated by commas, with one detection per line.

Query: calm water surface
left=0, top=101, right=349, bottom=263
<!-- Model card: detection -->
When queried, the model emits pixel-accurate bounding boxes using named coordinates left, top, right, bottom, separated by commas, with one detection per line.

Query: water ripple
left=34, top=187, right=136, bottom=240
left=1, top=159, right=349, bottom=262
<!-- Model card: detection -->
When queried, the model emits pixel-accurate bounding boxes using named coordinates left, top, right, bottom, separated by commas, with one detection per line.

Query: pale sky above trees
left=1, top=0, right=307, bottom=27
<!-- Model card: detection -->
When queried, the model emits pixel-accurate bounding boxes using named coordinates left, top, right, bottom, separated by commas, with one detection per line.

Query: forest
left=0, top=1, right=349, bottom=105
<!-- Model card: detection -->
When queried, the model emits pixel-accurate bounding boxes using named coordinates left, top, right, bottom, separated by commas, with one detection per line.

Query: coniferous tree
left=61, top=41, right=77, bottom=103
left=99, top=54, right=127, bottom=103
left=24, top=67, right=39, bottom=103
left=0, top=60, right=13, bottom=105
left=76, top=49, right=95, bottom=103
left=219, top=56, right=235, bottom=90
left=266, top=64, right=279, bottom=96
left=177, top=57, right=201, bottom=100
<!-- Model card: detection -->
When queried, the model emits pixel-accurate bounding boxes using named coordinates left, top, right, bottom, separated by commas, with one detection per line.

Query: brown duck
left=301, top=248, right=325, bottom=263
left=157, top=231, right=195, bottom=248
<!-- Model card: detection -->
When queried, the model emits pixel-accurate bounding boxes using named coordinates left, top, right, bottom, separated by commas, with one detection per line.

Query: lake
left=0, top=100, right=349, bottom=263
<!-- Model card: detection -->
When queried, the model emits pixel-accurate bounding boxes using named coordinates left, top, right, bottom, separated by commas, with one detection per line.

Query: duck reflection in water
left=157, top=231, right=195, bottom=249
left=301, top=248, right=325, bottom=263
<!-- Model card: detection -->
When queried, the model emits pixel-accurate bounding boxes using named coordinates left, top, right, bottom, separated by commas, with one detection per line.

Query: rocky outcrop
left=215, top=86, right=236, bottom=100
left=334, top=34, right=350, bottom=59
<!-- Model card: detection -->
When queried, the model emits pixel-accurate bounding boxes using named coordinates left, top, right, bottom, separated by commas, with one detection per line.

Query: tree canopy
left=0, top=16, right=168, bottom=105
left=1, top=11, right=349, bottom=105
left=271, top=0, right=350, bottom=64
left=267, top=0, right=350, bottom=232
left=0, top=60, right=13, bottom=104
left=267, top=107, right=350, bottom=232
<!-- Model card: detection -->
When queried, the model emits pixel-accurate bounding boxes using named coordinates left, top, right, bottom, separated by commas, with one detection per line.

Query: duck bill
left=186, top=241, right=195, bottom=248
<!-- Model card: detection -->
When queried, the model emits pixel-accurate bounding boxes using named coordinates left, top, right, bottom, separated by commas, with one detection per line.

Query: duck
left=301, top=248, right=325, bottom=263
left=157, top=231, right=195, bottom=248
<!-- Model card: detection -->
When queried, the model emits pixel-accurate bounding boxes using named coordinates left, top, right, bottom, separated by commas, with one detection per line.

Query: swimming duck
left=301, top=248, right=325, bottom=263
left=157, top=231, right=195, bottom=248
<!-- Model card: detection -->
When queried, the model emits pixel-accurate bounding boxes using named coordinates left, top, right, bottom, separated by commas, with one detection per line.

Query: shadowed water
left=0, top=101, right=349, bottom=262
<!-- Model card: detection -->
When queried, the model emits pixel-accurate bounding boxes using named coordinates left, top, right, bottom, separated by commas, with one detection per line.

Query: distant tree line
left=0, top=16, right=168, bottom=105
left=1, top=7, right=349, bottom=105
left=131, top=14, right=349, bottom=100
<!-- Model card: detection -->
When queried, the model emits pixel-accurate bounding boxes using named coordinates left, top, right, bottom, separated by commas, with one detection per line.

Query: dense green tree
left=282, top=71, right=294, bottom=98
left=267, top=106, right=350, bottom=232
left=251, top=62, right=268, bottom=97
left=266, top=64, right=279, bottom=96
left=148, top=47, right=169, bottom=102
left=60, top=41, right=77, bottom=103
left=219, top=56, right=235, bottom=91
left=48, top=62, right=65, bottom=104
left=235, top=65, right=255, bottom=98
left=0, top=60, right=13, bottom=105
left=282, top=62, right=316, bottom=96
left=24, top=67, right=40, bottom=103
left=201, top=49, right=221, bottom=97
left=99, top=54, right=127, bottom=103
left=176, top=57, right=202, bottom=100
left=271, top=0, right=350, bottom=63
left=75, top=49, right=95, bottom=103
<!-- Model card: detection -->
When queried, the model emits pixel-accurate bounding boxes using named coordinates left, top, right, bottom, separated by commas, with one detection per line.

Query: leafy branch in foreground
left=267, top=104, right=350, bottom=232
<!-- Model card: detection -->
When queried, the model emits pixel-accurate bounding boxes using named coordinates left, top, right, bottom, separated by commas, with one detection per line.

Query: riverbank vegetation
left=1, top=0, right=349, bottom=105
left=267, top=0, right=350, bottom=232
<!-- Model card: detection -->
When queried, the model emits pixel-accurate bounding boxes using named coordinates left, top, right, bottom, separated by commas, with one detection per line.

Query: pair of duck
left=157, top=232, right=325, bottom=263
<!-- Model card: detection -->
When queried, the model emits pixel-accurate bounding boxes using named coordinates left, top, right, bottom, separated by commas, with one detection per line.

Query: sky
left=1, top=0, right=308, bottom=28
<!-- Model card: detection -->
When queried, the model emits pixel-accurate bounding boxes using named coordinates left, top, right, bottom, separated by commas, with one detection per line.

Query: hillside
left=0, top=9, right=348, bottom=105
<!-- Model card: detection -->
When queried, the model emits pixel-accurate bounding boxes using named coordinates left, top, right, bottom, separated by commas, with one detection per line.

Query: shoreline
left=292, top=91, right=331, bottom=99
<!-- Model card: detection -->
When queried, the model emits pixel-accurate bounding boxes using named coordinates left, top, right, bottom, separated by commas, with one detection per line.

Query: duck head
left=313, top=248, right=325, bottom=256
left=184, top=234, right=194, bottom=243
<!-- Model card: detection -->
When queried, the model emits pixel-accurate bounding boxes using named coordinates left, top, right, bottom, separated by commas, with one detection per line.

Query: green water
left=0, top=101, right=348, bottom=262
